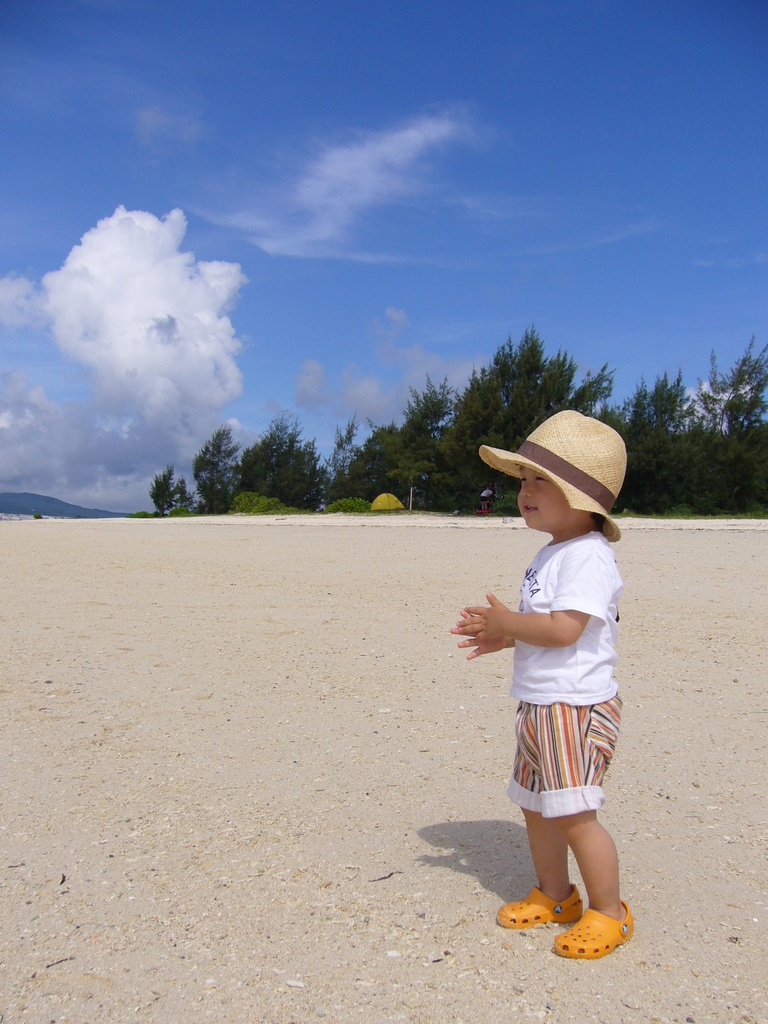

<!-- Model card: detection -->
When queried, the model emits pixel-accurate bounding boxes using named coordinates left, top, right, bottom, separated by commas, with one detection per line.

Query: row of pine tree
left=150, top=328, right=768, bottom=517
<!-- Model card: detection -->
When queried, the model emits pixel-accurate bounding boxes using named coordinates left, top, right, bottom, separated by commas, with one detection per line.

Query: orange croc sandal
left=497, top=884, right=583, bottom=930
left=553, top=902, right=634, bottom=959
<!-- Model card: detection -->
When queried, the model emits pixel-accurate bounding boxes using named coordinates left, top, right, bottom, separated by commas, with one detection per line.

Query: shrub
left=33, top=512, right=43, bottom=519
left=323, top=497, right=371, bottom=513
left=128, top=510, right=156, bottom=518
left=168, top=506, right=195, bottom=517
left=231, top=491, right=299, bottom=515
left=665, top=504, right=695, bottom=518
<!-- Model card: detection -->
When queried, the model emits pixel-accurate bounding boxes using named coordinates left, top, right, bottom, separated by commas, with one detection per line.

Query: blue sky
left=1, top=0, right=766, bottom=510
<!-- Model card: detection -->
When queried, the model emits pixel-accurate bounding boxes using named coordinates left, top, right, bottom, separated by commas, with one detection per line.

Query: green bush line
left=230, top=491, right=301, bottom=515
left=323, top=497, right=371, bottom=513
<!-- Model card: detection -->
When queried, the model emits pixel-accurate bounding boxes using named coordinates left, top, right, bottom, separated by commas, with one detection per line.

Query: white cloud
left=219, top=112, right=473, bottom=259
left=294, top=358, right=331, bottom=413
left=294, top=358, right=390, bottom=422
left=370, top=306, right=409, bottom=340
left=294, top=307, right=477, bottom=427
left=42, top=206, right=245, bottom=428
left=338, top=366, right=391, bottom=423
left=0, top=370, right=93, bottom=491
left=0, top=206, right=248, bottom=509
left=0, top=275, right=46, bottom=328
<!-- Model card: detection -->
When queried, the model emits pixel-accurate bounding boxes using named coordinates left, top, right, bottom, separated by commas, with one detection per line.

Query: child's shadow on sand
left=417, top=819, right=531, bottom=902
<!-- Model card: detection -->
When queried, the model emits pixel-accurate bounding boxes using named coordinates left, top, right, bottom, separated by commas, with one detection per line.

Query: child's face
left=517, top=470, right=596, bottom=543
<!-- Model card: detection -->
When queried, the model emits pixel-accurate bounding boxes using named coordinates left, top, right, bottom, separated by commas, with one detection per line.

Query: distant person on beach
left=480, top=483, right=495, bottom=511
left=451, top=411, right=633, bottom=959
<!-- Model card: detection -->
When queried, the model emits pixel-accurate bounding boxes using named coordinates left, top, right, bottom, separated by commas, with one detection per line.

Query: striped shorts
left=507, top=695, right=622, bottom=819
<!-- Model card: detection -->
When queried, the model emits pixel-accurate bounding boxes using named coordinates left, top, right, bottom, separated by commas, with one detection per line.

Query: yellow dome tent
left=371, top=492, right=405, bottom=511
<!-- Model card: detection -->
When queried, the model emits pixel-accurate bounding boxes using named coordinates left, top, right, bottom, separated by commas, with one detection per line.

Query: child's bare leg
left=522, top=807, right=572, bottom=901
left=555, top=810, right=623, bottom=920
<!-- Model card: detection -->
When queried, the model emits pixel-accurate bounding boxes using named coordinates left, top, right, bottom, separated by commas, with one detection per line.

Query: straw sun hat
left=479, top=410, right=627, bottom=542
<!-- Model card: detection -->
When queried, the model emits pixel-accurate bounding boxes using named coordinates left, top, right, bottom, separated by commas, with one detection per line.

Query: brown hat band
left=516, top=440, right=616, bottom=512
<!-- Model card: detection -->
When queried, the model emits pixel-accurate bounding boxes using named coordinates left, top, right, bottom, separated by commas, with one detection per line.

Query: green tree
left=325, top=416, right=361, bottom=503
left=172, top=474, right=194, bottom=511
left=613, top=372, right=696, bottom=513
left=695, top=338, right=768, bottom=439
left=345, top=422, right=407, bottom=502
left=396, top=376, right=455, bottom=509
left=149, top=464, right=177, bottom=516
left=193, top=425, right=241, bottom=514
left=238, top=414, right=327, bottom=510
left=692, top=339, right=768, bottom=511
left=445, top=327, right=613, bottom=508
left=150, top=465, right=196, bottom=515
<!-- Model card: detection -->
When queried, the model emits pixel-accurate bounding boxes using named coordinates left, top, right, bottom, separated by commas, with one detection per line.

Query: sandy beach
left=1, top=514, right=766, bottom=1024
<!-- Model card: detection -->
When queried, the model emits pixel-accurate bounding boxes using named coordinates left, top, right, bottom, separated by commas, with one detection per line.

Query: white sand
left=1, top=514, right=766, bottom=1023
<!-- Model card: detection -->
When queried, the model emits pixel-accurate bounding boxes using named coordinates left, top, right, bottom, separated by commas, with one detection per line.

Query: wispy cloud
left=135, top=106, right=203, bottom=147
left=456, top=192, right=552, bottom=222
left=206, top=114, right=663, bottom=266
left=369, top=306, right=409, bottom=341
left=0, top=274, right=46, bottom=328
left=693, top=250, right=768, bottom=268
left=215, top=112, right=473, bottom=259
left=294, top=307, right=477, bottom=425
left=521, top=219, right=662, bottom=257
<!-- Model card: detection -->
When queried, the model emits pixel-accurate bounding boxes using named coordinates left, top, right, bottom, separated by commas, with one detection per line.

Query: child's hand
left=456, top=632, right=508, bottom=660
left=452, top=593, right=512, bottom=640
left=450, top=596, right=514, bottom=660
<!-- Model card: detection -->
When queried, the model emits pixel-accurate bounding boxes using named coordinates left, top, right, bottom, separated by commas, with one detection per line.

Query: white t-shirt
left=511, top=531, right=622, bottom=706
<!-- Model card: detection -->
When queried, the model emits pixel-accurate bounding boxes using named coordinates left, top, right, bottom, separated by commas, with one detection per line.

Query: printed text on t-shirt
left=523, top=567, right=540, bottom=598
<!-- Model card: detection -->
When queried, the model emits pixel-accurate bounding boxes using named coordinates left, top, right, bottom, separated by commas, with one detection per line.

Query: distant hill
left=0, top=492, right=128, bottom=518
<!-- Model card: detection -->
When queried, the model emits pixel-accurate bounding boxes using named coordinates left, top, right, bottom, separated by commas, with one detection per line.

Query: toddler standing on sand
left=451, top=410, right=633, bottom=959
